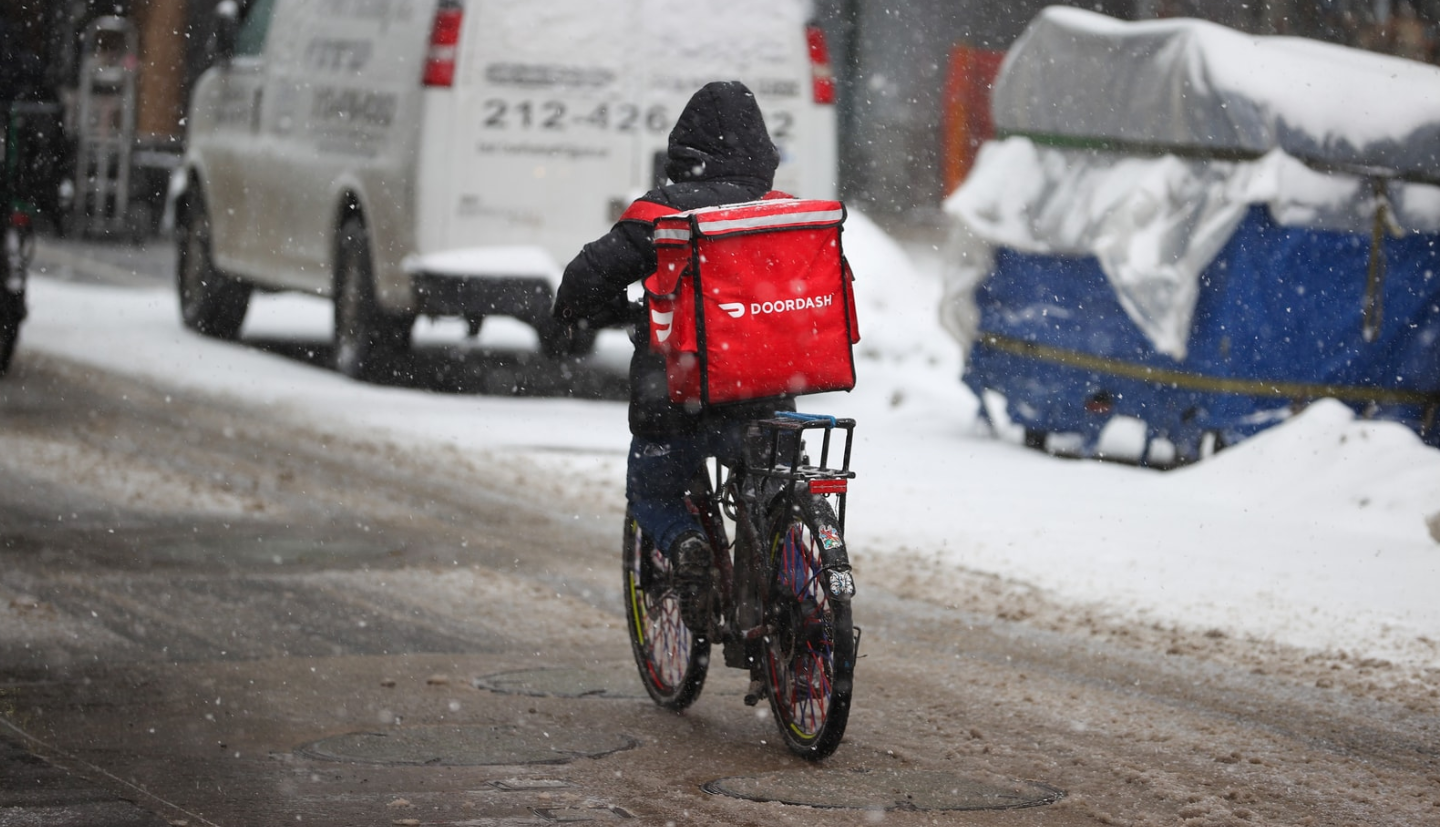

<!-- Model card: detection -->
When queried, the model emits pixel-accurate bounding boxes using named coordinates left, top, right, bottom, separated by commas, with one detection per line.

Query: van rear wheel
left=0, top=282, right=23, bottom=377
left=334, top=217, right=413, bottom=382
left=177, top=191, right=250, bottom=340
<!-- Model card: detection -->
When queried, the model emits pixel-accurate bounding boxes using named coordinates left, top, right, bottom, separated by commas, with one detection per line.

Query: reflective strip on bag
left=696, top=208, right=844, bottom=236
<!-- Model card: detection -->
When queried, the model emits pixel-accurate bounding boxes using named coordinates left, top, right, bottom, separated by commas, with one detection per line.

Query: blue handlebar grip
left=776, top=411, right=839, bottom=427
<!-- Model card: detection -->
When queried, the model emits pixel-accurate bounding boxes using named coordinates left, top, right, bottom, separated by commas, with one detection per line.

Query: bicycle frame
left=686, top=412, right=857, bottom=671
left=623, top=409, right=858, bottom=757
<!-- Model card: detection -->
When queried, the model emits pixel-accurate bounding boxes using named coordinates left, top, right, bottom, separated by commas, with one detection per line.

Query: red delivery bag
left=643, top=198, right=860, bottom=406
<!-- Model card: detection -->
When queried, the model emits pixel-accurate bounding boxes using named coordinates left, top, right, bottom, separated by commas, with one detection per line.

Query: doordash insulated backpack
left=641, top=197, right=859, bottom=406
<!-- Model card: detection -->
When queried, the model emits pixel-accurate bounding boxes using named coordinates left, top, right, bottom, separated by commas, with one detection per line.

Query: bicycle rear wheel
left=623, top=513, right=709, bottom=709
left=762, top=492, right=855, bottom=759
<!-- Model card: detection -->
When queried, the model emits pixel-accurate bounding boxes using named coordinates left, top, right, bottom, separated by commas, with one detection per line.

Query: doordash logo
left=651, top=308, right=674, bottom=342
left=750, top=293, right=835, bottom=316
left=706, top=293, right=837, bottom=323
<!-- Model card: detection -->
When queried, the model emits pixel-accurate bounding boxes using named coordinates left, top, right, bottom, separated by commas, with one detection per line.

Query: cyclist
left=553, top=81, right=795, bottom=632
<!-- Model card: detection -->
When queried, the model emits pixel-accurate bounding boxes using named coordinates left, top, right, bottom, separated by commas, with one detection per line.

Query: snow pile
left=995, top=6, right=1440, bottom=177
left=838, top=210, right=970, bottom=414
left=20, top=223, right=1440, bottom=670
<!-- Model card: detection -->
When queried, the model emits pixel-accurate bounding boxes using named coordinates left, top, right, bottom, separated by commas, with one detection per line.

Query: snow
left=997, top=7, right=1440, bottom=177
left=19, top=218, right=1440, bottom=672
left=403, top=245, right=562, bottom=289
left=478, top=0, right=807, bottom=87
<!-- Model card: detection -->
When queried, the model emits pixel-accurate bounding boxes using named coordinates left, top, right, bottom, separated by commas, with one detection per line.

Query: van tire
left=0, top=287, right=23, bottom=377
left=177, top=190, right=251, bottom=340
left=334, top=217, right=412, bottom=381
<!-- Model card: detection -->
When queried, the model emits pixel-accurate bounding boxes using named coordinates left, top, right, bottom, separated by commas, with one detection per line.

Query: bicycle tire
left=623, top=512, right=709, bottom=709
left=761, top=491, right=855, bottom=759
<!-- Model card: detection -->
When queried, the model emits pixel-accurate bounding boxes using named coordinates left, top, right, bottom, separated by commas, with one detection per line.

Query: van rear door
left=417, top=0, right=639, bottom=275
left=416, top=0, right=834, bottom=279
left=635, top=0, right=837, bottom=202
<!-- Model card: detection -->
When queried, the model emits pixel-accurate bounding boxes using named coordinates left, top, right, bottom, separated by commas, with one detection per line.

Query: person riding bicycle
left=553, top=81, right=795, bottom=632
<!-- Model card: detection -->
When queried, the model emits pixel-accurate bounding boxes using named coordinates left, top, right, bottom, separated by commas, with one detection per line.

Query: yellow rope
left=978, top=333, right=1440, bottom=407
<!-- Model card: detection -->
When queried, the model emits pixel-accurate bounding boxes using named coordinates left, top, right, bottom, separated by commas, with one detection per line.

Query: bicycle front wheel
left=762, top=493, right=855, bottom=759
left=623, top=513, right=709, bottom=709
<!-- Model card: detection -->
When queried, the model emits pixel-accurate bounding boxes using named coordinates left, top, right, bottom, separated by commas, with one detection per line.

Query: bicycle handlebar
left=774, top=411, right=840, bottom=427
left=575, top=298, right=644, bottom=331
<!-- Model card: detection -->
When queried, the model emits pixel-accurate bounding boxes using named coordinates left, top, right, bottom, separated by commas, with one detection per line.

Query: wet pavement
left=0, top=729, right=167, bottom=826
left=0, top=343, right=1077, bottom=826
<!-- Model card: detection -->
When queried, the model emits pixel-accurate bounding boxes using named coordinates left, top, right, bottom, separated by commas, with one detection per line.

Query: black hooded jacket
left=554, top=81, right=792, bottom=436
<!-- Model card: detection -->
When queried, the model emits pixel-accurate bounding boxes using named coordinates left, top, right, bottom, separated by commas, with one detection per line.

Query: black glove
left=552, top=298, right=580, bottom=325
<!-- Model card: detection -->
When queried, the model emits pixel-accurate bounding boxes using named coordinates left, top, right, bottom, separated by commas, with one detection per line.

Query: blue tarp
left=966, top=205, right=1440, bottom=461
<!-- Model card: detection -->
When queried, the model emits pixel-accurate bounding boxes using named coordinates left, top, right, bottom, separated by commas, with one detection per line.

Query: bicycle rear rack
left=748, top=411, right=857, bottom=528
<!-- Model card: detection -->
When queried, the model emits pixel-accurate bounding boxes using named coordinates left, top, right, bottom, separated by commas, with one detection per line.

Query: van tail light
left=423, top=1, right=464, bottom=87
left=806, top=24, right=835, bottom=105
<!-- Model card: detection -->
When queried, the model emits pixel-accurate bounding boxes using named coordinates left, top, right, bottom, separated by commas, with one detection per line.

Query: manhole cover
left=704, top=769, right=1065, bottom=811
left=475, top=666, right=742, bottom=699
left=299, top=725, right=636, bottom=766
left=474, top=666, right=648, bottom=699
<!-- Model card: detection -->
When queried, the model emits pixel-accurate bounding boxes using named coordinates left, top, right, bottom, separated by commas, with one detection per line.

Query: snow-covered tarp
left=992, top=6, right=1440, bottom=179
left=944, top=7, right=1440, bottom=360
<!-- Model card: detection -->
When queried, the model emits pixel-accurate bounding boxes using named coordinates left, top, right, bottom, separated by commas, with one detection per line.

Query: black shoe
left=743, top=678, right=765, bottom=707
left=673, top=533, right=714, bottom=634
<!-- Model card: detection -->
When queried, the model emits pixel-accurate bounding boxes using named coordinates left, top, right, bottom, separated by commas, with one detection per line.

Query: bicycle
left=622, top=410, right=859, bottom=759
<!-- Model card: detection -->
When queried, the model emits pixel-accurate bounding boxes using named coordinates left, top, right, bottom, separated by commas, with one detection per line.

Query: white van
left=177, top=0, right=837, bottom=379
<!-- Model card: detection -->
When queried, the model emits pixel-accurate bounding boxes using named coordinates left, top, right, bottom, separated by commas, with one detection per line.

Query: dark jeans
left=625, top=422, right=750, bottom=556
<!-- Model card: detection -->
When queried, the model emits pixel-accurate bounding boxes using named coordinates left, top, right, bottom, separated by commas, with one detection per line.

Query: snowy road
left=0, top=241, right=1436, bottom=824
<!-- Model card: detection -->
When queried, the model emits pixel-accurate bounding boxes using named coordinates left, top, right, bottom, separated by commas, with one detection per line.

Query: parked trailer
left=944, top=8, right=1440, bottom=463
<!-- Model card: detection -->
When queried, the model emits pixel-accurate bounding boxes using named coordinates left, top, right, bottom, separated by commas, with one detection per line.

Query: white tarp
left=943, top=8, right=1440, bottom=361
left=992, top=6, right=1440, bottom=178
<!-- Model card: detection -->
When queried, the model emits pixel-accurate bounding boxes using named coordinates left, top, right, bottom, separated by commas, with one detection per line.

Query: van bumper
left=412, top=273, right=554, bottom=322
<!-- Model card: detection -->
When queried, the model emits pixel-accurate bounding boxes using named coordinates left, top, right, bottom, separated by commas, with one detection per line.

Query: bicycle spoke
left=769, top=518, right=835, bottom=737
left=624, top=516, right=708, bottom=709
left=761, top=492, right=854, bottom=759
left=640, top=584, right=693, bottom=690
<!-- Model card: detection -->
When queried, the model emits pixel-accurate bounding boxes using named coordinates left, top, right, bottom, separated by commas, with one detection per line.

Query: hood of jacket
left=664, top=81, right=779, bottom=187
